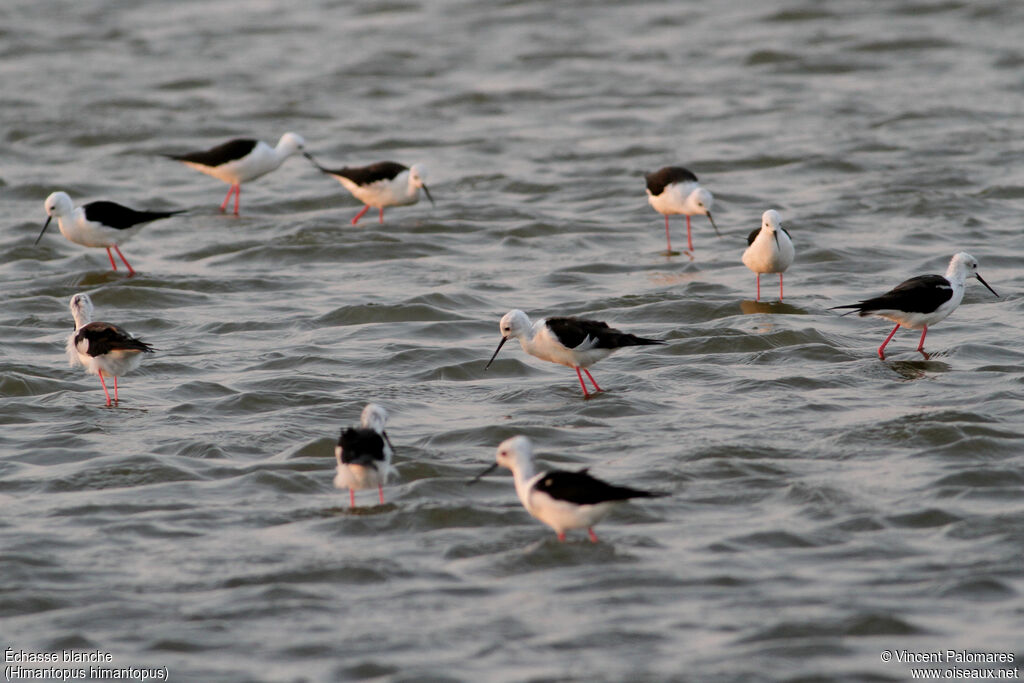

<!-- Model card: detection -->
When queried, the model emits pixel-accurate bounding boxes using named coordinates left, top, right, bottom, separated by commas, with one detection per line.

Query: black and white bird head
left=499, top=309, right=532, bottom=339
left=689, top=187, right=719, bottom=234
left=69, top=292, right=94, bottom=329
left=469, top=435, right=534, bottom=483
left=360, top=403, right=389, bottom=433
left=485, top=309, right=533, bottom=369
left=37, top=191, right=75, bottom=244
left=947, top=252, right=998, bottom=295
left=690, top=187, right=714, bottom=216
left=277, top=132, right=306, bottom=157
left=408, top=164, right=435, bottom=205
left=761, top=209, right=783, bottom=246
left=494, top=435, right=533, bottom=472
left=44, top=191, right=74, bottom=219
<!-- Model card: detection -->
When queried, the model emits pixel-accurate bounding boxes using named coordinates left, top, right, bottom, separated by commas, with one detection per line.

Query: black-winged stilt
left=37, top=191, right=184, bottom=276
left=742, top=209, right=795, bottom=301
left=644, top=166, right=719, bottom=253
left=468, top=436, right=665, bottom=542
left=334, top=404, right=397, bottom=508
left=67, top=293, right=154, bottom=407
left=831, top=251, right=998, bottom=359
left=163, top=132, right=305, bottom=215
left=485, top=309, right=665, bottom=398
left=305, top=154, right=434, bottom=225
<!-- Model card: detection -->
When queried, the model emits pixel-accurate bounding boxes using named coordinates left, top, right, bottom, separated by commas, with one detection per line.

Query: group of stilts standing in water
left=36, top=131, right=1000, bottom=541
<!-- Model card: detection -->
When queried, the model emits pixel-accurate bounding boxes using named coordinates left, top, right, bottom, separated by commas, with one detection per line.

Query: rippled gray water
left=2, top=1, right=1023, bottom=681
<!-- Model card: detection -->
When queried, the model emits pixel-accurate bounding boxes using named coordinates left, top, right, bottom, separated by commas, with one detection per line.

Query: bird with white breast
left=485, top=309, right=665, bottom=398
left=164, top=132, right=306, bottom=215
left=305, top=154, right=434, bottom=225
left=831, top=251, right=998, bottom=359
left=333, top=403, right=398, bottom=508
left=37, top=191, right=183, bottom=276
left=66, top=293, right=154, bottom=407
left=644, top=165, right=720, bottom=253
left=468, top=436, right=666, bottom=543
left=742, top=209, right=795, bottom=301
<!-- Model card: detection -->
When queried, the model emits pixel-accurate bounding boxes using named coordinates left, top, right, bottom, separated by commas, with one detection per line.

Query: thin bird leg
left=755, top=273, right=761, bottom=301
left=557, top=532, right=566, bottom=542
left=113, top=245, right=135, bottom=276
left=351, top=205, right=371, bottom=225
left=685, top=215, right=693, bottom=252
left=378, top=484, right=385, bottom=504
left=664, top=215, right=672, bottom=253
left=878, top=323, right=901, bottom=359
left=917, top=325, right=928, bottom=352
left=98, top=372, right=112, bottom=407
left=219, top=185, right=236, bottom=212
left=113, top=375, right=119, bottom=404
left=582, top=368, right=603, bottom=393
left=779, top=273, right=784, bottom=301
left=379, top=207, right=385, bottom=224
left=233, top=185, right=241, bottom=216
left=588, top=528, right=599, bottom=543
left=574, top=367, right=591, bottom=398
left=349, top=489, right=356, bottom=509
left=106, top=247, right=118, bottom=271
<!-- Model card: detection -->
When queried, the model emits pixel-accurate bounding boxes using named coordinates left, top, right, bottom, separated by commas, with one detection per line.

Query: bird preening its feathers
left=333, top=403, right=397, bottom=508
left=67, top=293, right=154, bottom=406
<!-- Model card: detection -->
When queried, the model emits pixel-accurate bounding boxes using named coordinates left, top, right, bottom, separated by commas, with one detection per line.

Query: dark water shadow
left=656, top=248, right=694, bottom=261
left=75, top=270, right=131, bottom=287
left=329, top=502, right=399, bottom=516
left=98, top=403, right=150, bottom=414
left=886, top=359, right=952, bottom=379
left=739, top=300, right=805, bottom=315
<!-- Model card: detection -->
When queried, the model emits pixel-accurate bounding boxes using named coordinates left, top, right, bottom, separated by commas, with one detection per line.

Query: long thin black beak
left=772, top=230, right=779, bottom=250
left=421, top=184, right=435, bottom=206
left=35, top=216, right=53, bottom=246
left=706, top=211, right=722, bottom=237
left=303, top=151, right=328, bottom=172
left=467, top=462, right=498, bottom=485
left=382, top=430, right=396, bottom=454
left=484, top=336, right=508, bottom=370
left=976, top=273, right=998, bottom=297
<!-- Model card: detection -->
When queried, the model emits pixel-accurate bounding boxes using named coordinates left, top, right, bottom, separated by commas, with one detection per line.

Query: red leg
left=349, top=489, right=356, bottom=508
left=582, top=368, right=603, bottom=393
left=378, top=484, right=385, bottom=504
left=98, top=372, right=112, bottom=407
left=878, top=323, right=901, bottom=359
left=113, top=375, right=119, bottom=404
left=233, top=185, right=241, bottom=215
left=113, top=245, right=135, bottom=276
left=664, top=215, right=672, bottom=253
left=219, top=185, right=236, bottom=212
left=917, top=325, right=928, bottom=352
left=588, top=528, right=599, bottom=543
left=557, top=532, right=566, bottom=542
left=379, top=207, right=385, bottom=224
left=779, top=272, right=784, bottom=300
left=574, top=367, right=591, bottom=398
left=106, top=247, right=118, bottom=271
left=755, top=273, right=761, bottom=301
left=685, top=215, right=693, bottom=252
left=351, top=205, right=371, bottom=225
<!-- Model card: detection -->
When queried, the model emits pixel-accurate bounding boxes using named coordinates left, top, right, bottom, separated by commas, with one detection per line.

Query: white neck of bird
left=71, top=310, right=90, bottom=330
left=510, top=456, right=540, bottom=501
